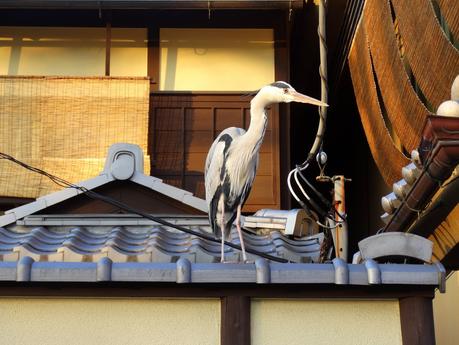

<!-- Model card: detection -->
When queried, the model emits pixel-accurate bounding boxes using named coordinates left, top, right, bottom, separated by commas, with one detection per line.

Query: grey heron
left=205, top=81, right=327, bottom=262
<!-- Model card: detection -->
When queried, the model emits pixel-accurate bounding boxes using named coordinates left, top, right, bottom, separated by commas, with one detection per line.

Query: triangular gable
left=0, top=143, right=207, bottom=227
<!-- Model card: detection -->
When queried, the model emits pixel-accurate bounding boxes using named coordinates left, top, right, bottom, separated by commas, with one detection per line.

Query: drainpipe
left=383, top=116, right=459, bottom=233
left=406, top=172, right=459, bottom=237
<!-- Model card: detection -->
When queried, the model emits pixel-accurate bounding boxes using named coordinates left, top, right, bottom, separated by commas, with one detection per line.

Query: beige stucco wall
left=160, top=28, right=275, bottom=91
left=0, top=27, right=147, bottom=76
left=434, top=271, right=459, bottom=345
left=0, top=298, right=220, bottom=345
left=251, top=299, right=402, bottom=345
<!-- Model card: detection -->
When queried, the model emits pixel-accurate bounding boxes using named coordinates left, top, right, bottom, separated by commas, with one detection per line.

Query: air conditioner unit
left=242, top=209, right=319, bottom=237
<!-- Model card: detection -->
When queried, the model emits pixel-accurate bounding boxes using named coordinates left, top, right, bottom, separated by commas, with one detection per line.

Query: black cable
left=293, top=167, right=347, bottom=223
left=0, top=152, right=291, bottom=263
left=296, top=166, right=331, bottom=208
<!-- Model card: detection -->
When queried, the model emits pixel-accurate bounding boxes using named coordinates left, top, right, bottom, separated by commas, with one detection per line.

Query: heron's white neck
left=241, top=96, right=269, bottom=150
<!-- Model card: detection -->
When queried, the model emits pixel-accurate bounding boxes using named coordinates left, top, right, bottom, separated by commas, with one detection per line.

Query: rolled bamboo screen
left=0, top=76, right=150, bottom=198
left=391, top=0, right=459, bottom=109
left=364, top=0, right=431, bottom=152
left=349, top=22, right=410, bottom=186
left=349, top=0, right=458, bottom=185
left=437, top=0, right=459, bottom=40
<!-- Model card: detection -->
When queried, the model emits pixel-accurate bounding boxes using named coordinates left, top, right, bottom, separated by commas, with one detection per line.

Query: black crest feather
left=270, top=81, right=291, bottom=89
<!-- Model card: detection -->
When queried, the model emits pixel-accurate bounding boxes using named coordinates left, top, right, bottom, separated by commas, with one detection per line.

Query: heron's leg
left=236, top=204, right=248, bottom=262
left=219, top=197, right=226, bottom=263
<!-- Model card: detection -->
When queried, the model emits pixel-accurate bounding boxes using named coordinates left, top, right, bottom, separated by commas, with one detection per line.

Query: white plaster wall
left=0, top=298, right=220, bottom=345
left=160, top=28, right=275, bottom=91
left=251, top=299, right=402, bottom=345
left=0, top=27, right=147, bottom=77
left=434, top=271, right=459, bottom=345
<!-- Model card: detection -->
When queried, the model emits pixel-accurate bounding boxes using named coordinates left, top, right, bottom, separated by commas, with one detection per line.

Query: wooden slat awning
left=364, top=0, right=431, bottom=152
left=0, top=0, right=304, bottom=10
left=349, top=22, right=410, bottom=186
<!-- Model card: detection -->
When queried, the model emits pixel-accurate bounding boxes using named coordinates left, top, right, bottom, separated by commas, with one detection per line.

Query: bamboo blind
left=391, top=0, right=459, bottom=109
left=349, top=22, right=410, bottom=186
left=0, top=76, right=150, bottom=198
left=364, top=0, right=431, bottom=152
left=348, top=0, right=458, bottom=184
left=437, top=0, right=459, bottom=44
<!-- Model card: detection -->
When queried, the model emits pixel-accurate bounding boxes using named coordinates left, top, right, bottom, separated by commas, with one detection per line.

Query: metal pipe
left=332, top=175, right=348, bottom=261
left=407, top=172, right=459, bottom=237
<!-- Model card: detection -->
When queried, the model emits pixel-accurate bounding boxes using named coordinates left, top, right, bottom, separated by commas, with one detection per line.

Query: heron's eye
left=283, top=88, right=289, bottom=94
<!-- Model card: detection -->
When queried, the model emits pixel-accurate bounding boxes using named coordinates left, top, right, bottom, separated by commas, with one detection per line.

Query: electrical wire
left=290, top=167, right=347, bottom=224
left=0, top=152, right=290, bottom=263
left=296, top=167, right=331, bottom=207
left=287, top=169, right=304, bottom=204
left=316, top=220, right=339, bottom=229
left=294, top=170, right=311, bottom=201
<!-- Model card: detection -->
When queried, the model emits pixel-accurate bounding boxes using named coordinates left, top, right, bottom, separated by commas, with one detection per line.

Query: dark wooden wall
left=150, top=93, right=281, bottom=212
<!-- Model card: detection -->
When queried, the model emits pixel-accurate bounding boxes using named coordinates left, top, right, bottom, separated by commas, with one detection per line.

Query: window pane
left=160, top=28, right=275, bottom=91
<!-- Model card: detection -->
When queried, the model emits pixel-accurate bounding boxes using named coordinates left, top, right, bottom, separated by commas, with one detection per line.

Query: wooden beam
left=0, top=0, right=304, bottom=10
left=399, top=296, right=436, bottom=345
left=221, top=296, right=250, bottom=345
left=0, top=282, right=435, bottom=299
left=274, top=11, right=291, bottom=210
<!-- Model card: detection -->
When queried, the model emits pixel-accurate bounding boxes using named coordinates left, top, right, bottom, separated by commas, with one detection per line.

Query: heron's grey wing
left=205, top=127, right=245, bottom=177
left=205, top=140, right=226, bottom=206
left=204, top=127, right=246, bottom=203
left=239, top=153, right=259, bottom=207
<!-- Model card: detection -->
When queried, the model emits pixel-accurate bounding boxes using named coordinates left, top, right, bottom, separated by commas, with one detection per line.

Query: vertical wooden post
left=275, top=11, right=291, bottom=210
left=105, top=12, right=112, bottom=77
left=399, top=296, right=436, bottom=345
left=147, top=26, right=160, bottom=92
left=221, top=295, right=251, bottom=345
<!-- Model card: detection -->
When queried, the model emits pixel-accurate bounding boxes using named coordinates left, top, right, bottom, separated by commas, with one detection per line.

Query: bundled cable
left=288, top=0, right=334, bottom=221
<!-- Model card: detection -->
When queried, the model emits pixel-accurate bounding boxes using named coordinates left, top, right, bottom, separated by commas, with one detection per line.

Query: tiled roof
left=0, top=217, right=446, bottom=290
left=0, top=217, right=323, bottom=264
left=0, top=141, right=447, bottom=290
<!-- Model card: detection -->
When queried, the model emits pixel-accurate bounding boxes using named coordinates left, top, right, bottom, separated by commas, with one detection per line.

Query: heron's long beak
left=291, top=91, right=328, bottom=107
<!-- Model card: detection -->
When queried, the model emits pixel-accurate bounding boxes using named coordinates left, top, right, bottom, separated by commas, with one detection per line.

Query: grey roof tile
left=0, top=220, right=323, bottom=264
